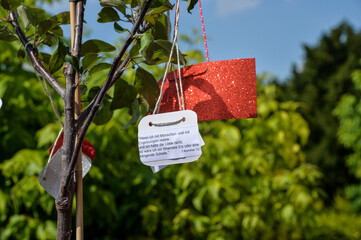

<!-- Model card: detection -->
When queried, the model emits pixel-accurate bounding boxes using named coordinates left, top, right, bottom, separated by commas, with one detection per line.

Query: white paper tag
left=138, top=110, right=204, bottom=171
left=39, top=149, right=92, bottom=198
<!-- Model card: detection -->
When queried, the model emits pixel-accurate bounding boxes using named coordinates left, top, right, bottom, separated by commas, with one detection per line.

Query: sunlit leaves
left=81, top=39, right=116, bottom=57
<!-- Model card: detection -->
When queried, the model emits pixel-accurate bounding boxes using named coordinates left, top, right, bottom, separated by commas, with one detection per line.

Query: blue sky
left=44, top=0, right=361, bottom=80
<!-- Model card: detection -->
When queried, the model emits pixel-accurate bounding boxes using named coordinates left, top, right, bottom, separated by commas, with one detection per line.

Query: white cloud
left=217, top=0, right=262, bottom=16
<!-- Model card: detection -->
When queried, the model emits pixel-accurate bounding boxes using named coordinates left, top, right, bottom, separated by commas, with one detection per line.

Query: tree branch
left=9, top=11, right=65, bottom=98
left=65, top=0, right=153, bottom=188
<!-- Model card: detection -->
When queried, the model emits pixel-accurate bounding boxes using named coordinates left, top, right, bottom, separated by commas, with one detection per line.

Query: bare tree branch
left=65, top=0, right=154, bottom=189
left=9, top=11, right=66, bottom=98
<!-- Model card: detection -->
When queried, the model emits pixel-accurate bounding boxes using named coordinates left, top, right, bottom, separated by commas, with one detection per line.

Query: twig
left=9, top=11, right=65, bottom=98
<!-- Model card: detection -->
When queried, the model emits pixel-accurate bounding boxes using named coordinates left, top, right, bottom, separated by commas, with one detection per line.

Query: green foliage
left=334, top=60, right=361, bottom=212
left=282, top=22, right=361, bottom=198
left=3, top=1, right=361, bottom=240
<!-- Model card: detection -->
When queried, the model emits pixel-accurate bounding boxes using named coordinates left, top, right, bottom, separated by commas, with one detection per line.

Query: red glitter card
left=158, top=58, right=257, bottom=121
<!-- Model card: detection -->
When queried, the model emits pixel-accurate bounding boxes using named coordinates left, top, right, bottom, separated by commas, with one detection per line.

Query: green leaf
left=114, top=22, right=128, bottom=34
left=140, top=31, right=154, bottom=61
left=49, top=25, right=63, bottom=37
left=134, top=67, right=160, bottom=109
left=81, top=39, right=116, bottom=57
left=87, top=86, right=112, bottom=103
left=87, top=86, right=101, bottom=102
left=48, top=39, right=67, bottom=74
left=148, top=0, right=174, bottom=14
left=97, top=7, right=120, bottom=23
left=38, top=52, right=51, bottom=66
left=81, top=53, right=101, bottom=71
left=16, top=5, right=47, bottom=27
left=49, top=11, right=70, bottom=25
left=0, top=0, right=23, bottom=10
left=93, top=100, right=114, bottom=125
left=99, top=0, right=126, bottom=13
left=151, top=39, right=186, bottom=65
left=0, top=26, right=18, bottom=42
left=18, top=47, right=25, bottom=59
left=111, top=79, right=137, bottom=110
left=65, top=55, right=80, bottom=73
left=128, top=42, right=140, bottom=59
left=153, top=14, right=169, bottom=40
left=187, top=0, right=198, bottom=13
left=89, top=62, right=112, bottom=76
left=79, top=85, right=87, bottom=96
left=123, top=99, right=140, bottom=129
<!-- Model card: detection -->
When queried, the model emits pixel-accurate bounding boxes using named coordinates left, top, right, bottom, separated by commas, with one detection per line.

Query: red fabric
left=48, top=133, right=95, bottom=162
left=158, top=59, right=257, bottom=121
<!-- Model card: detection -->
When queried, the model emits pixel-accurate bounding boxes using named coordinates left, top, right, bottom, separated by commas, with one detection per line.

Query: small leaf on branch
left=0, top=26, right=18, bottom=42
left=49, top=12, right=71, bottom=25
left=82, top=53, right=101, bottom=71
left=153, top=14, right=169, bottom=40
left=93, top=100, right=114, bottom=125
left=148, top=0, right=173, bottom=14
left=134, top=67, right=160, bottom=109
left=0, top=0, right=23, bottom=10
left=100, top=0, right=126, bottom=9
left=89, top=63, right=112, bottom=76
left=65, top=55, right=80, bottom=73
left=129, top=42, right=140, bottom=59
left=81, top=39, right=116, bottom=57
left=87, top=86, right=112, bottom=102
left=79, top=85, right=87, bottom=96
left=187, top=0, right=198, bottom=13
left=38, top=52, right=51, bottom=66
left=123, top=99, right=140, bottom=129
left=16, top=5, right=47, bottom=27
left=111, top=79, right=137, bottom=110
left=140, top=31, right=154, bottom=61
left=114, top=22, right=128, bottom=34
left=97, top=7, right=120, bottom=23
left=18, top=47, right=25, bottom=59
left=151, top=39, right=187, bottom=65
left=48, top=39, right=67, bottom=74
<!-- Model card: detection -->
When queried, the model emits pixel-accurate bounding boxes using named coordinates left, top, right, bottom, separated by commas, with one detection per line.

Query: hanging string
left=198, top=0, right=209, bottom=62
left=175, top=33, right=185, bottom=111
left=153, top=0, right=183, bottom=114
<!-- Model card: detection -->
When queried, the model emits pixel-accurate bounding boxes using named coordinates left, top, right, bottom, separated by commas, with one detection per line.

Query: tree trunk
left=56, top=182, right=75, bottom=240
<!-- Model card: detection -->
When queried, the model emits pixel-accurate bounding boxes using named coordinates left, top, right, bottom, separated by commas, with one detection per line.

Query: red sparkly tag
left=49, top=133, right=96, bottom=161
left=158, top=58, right=257, bottom=121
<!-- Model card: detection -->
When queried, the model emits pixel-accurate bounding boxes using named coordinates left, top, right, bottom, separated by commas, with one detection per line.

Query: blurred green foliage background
left=1, top=1, right=361, bottom=240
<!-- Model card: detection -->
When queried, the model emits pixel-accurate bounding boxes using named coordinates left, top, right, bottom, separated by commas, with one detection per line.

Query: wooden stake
left=70, top=1, right=84, bottom=240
